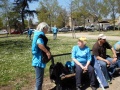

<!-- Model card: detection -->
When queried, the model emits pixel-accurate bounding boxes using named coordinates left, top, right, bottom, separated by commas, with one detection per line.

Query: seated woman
left=71, top=37, right=96, bottom=90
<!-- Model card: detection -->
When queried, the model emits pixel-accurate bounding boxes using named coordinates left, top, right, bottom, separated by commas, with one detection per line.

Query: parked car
left=74, top=26, right=85, bottom=31
left=23, top=29, right=35, bottom=34
left=106, top=26, right=118, bottom=30
left=0, top=29, right=8, bottom=34
left=11, top=30, right=22, bottom=34
left=85, top=26, right=92, bottom=31
left=58, top=27, right=70, bottom=32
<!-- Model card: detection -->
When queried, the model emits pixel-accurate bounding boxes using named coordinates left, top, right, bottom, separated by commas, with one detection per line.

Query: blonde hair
left=36, top=22, right=49, bottom=31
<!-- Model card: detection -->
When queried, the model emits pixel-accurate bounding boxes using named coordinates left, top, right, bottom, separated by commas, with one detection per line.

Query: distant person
left=72, top=37, right=96, bottom=90
left=27, top=28, right=33, bottom=40
left=92, top=34, right=117, bottom=83
left=52, top=25, right=58, bottom=40
left=32, top=22, right=51, bottom=90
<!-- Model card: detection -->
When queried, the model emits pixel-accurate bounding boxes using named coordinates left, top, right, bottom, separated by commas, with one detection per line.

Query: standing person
left=32, top=22, right=51, bottom=90
left=92, top=34, right=117, bottom=83
left=113, top=41, right=120, bottom=68
left=52, top=25, right=58, bottom=40
left=28, top=28, right=33, bottom=40
left=72, top=37, right=96, bottom=90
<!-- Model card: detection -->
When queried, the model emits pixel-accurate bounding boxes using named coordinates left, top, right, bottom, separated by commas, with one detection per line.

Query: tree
left=0, top=17, right=3, bottom=29
left=37, top=3, right=50, bottom=24
left=0, top=0, right=12, bottom=34
left=104, top=0, right=118, bottom=30
left=13, top=0, right=38, bottom=30
left=55, top=7, right=68, bottom=28
left=37, top=0, right=61, bottom=27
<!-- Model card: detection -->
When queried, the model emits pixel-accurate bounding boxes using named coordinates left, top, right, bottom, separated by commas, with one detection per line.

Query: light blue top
left=72, top=45, right=91, bottom=65
left=52, top=27, right=58, bottom=34
left=114, top=41, right=120, bottom=53
left=31, top=30, right=46, bottom=68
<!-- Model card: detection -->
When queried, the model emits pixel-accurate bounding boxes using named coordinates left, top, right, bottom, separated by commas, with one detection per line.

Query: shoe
left=76, top=86, right=81, bottom=90
left=107, top=80, right=112, bottom=84
left=91, top=86, right=97, bottom=90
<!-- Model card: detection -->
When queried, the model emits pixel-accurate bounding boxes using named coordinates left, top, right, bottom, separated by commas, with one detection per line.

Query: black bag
left=42, top=46, right=51, bottom=63
left=39, top=34, right=51, bottom=63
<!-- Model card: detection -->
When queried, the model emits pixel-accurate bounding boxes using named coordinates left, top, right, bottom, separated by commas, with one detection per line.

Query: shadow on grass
left=0, top=39, right=31, bottom=49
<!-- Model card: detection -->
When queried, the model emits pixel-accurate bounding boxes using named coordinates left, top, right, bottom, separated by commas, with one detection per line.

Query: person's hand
left=46, top=52, right=51, bottom=59
left=79, top=65, right=84, bottom=70
left=83, top=66, right=88, bottom=71
left=113, top=54, right=117, bottom=58
left=112, top=58, right=117, bottom=64
left=105, top=60, right=111, bottom=65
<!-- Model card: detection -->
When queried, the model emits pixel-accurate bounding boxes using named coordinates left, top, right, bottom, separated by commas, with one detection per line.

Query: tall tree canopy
left=13, top=0, right=38, bottom=30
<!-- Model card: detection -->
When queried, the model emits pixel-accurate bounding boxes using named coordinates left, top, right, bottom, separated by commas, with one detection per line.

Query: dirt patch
left=1, top=75, right=120, bottom=90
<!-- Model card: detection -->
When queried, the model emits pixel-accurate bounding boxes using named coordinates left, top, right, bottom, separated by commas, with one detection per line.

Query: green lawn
left=0, top=34, right=117, bottom=89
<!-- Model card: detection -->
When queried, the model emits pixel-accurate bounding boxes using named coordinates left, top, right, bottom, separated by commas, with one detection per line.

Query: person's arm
left=111, top=48, right=117, bottom=58
left=38, top=44, right=51, bottom=59
left=96, top=56, right=110, bottom=65
left=111, top=48, right=117, bottom=63
left=106, top=42, right=117, bottom=63
left=84, top=48, right=91, bottom=70
left=72, top=58, right=84, bottom=69
left=37, top=38, right=51, bottom=59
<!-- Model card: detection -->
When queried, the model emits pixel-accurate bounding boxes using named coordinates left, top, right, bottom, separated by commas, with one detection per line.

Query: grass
left=0, top=34, right=117, bottom=89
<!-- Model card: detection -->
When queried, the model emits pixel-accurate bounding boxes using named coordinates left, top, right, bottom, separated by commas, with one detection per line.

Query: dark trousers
left=53, top=33, right=57, bottom=40
left=75, top=64, right=96, bottom=87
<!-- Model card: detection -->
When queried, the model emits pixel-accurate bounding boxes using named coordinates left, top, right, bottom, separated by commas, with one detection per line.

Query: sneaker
left=76, top=86, right=81, bottom=90
left=107, top=80, right=112, bottom=84
left=91, top=86, right=97, bottom=90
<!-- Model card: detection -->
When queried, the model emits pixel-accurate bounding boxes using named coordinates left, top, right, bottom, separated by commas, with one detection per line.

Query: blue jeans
left=92, top=56, right=108, bottom=87
left=98, top=57, right=115, bottom=81
left=34, top=66, right=44, bottom=90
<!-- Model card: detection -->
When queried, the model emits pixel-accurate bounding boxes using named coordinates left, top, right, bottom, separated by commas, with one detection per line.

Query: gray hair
left=36, top=22, right=49, bottom=31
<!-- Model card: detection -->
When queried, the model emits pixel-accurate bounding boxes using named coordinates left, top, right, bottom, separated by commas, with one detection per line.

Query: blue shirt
left=72, top=45, right=91, bottom=65
left=114, top=41, right=120, bottom=53
left=52, top=27, right=58, bottom=34
left=31, top=30, right=46, bottom=68
left=28, top=29, right=33, bottom=35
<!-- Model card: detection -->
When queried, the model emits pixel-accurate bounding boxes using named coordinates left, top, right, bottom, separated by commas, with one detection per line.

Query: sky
left=29, top=0, right=70, bottom=10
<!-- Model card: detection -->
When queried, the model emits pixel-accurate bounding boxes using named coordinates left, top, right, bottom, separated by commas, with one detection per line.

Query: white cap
left=98, top=34, right=106, bottom=39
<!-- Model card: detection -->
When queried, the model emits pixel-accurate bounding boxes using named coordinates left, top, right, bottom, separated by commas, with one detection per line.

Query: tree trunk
left=21, top=10, right=25, bottom=30
left=112, top=6, right=115, bottom=31
left=83, top=16, right=86, bottom=31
